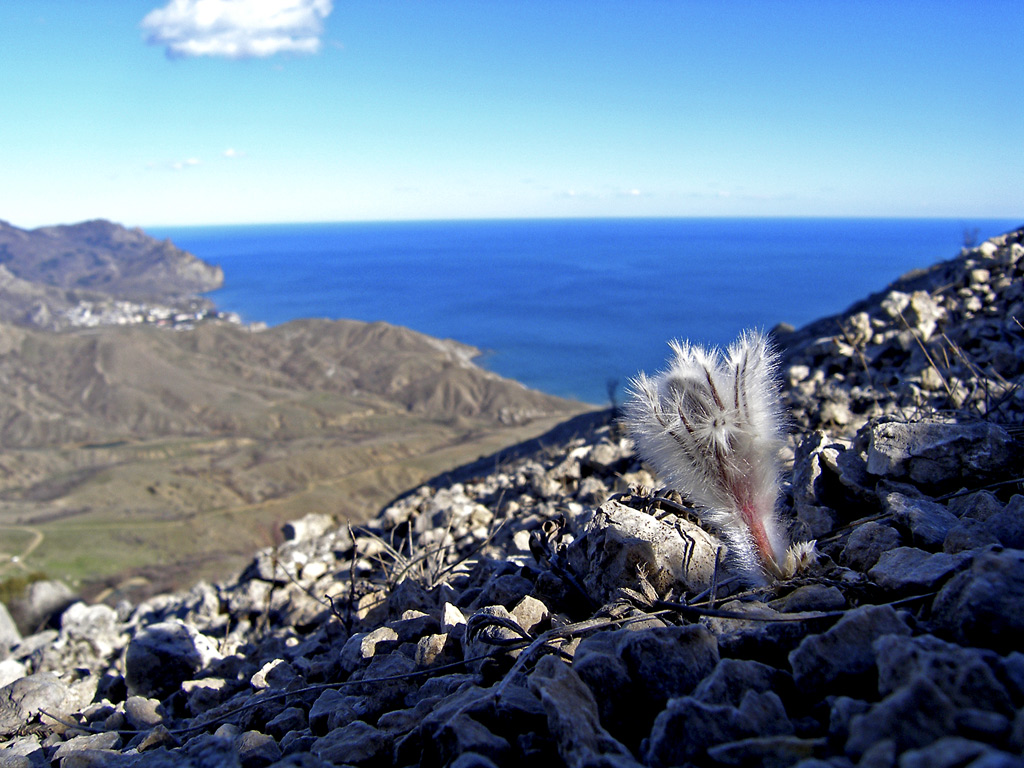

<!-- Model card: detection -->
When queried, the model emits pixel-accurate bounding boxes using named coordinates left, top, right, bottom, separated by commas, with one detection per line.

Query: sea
left=149, top=218, right=1021, bottom=406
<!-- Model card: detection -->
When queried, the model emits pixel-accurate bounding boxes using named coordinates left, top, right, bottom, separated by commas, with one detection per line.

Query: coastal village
left=60, top=299, right=247, bottom=331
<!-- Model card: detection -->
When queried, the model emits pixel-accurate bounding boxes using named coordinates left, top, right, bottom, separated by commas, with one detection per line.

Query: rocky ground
left=1, top=226, right=1023, bottom=767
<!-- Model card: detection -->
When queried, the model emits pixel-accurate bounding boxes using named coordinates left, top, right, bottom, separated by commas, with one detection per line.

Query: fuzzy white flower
left=624, top=330, right=813, bottom=582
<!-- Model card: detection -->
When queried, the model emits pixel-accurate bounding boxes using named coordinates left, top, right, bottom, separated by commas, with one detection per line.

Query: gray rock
left=123, top=696, right=166, bottom=729
left=998, top=652, right=1024, bottom=702
left=616, top=624, right=720, bottom=706
left=793, top=432, right=841, bottom=538
left=643, top=697, right=742, bottom=767
left=0, top=659, right=26, bottom=689
left=565, top=500, right=719, bottom=601
left=873, top=634, right=1012, bottom=714
left=835, top=445, right=875, bottom=498
left=898, top=736, right=1005, bottom=768
left=0, top=735, right=46, bottom=767
left=882, top=492, right=959, bottom=549
left=705, top=735, right=820, bottom=768
left=308, top=689, right=361, bottom=736
left=788, top=604, right=911, bottom=695
left=954, top=708, right=1011, bottom=742
left=931, top=548, right=1024, bottom=653
left=358, top=652, right=420, bottom=716
left=264, top=707, right=307, bottom=740
left=796, top=503, right=839, bottom=542
left=449, top=754, right=501, bottom=768
left=905, top=290, right=946, bottom=340
left=644, top=695, right=762, bottom=767
left=701, top=600, right=813, bottom=664
left=312, top=720, right=392, bottom=766
left=868, top=547, right=971, bottom=592
left=387, top=609, right=440, bottom=644
left=828, top=696, right=871, bottom=742
left=865, top=420, right=1017, bottom=486
left=250, top=659, right=298, bottom=691
left=124, top=621, right=221, bottom=699
left=771, top=584, right=846, bottom=613
left=692, top=658, right=786, bottom=707
left=469, top=573, right=533, bottom=610
left=845, top=674, right=957, bottom=758
left=282, top=513, right=336, bottom=543
left=843, top=521, right=901, bottom=572
left=510, top=595, right=548, bottom=635
left=0, top=603, right=21, bottom=650
left=7, top=580, right=75, bottom=635
left=1011, top=709, right=1024, bottom=753
left=338, top=627, right=399, bottom=673
left=943, top=518, right=1001, bottom=553
left=182, top=678, right=234, bottom=717
left=0, top=673, right=71, bottom=738
left=736, top=689, right=793, bottom=737
left=569, top=633, right=633, bottom=738
left=236, top=731, right=281, bottom=768
left=527, top=654, right=634, bottom=767
left=948, top=490, right=1005, bottom=522
left=984, top=495, right=1024, bottom=548
left=0, top=753, right=33, bottom=768
left=181, top=732, right=242, bottom=767
left=51, top=732, right=122, bottom=762
left=428, top=713, right=511, bottom=767
left=57, top=602, right=124, bottom=669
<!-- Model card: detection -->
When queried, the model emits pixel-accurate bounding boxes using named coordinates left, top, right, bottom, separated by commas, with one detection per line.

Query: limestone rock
left=931, top=548, right=1024, bottom=653
left=868, top=547, right=972, bottom=592
left=565, top=500, right=719, bottom=602
left=866, top=420, right=1018, bottom=487
left=527, top=655, right=634, bottom=767
left=882, top=492, right=959, bottom=550
left=123, top=621, right=221, bottom=699
left=0, top=673, right=71, bottom=738
left=788, top=604, right=911, bottom=695
left=845, top=675, right=957, bottom=758
left=842, top=521, right=901, bottom=571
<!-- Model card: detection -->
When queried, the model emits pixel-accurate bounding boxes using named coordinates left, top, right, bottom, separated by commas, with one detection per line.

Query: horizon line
left=140, top=213, right=1023, bottom=230
left=6, top=213, right=1021, bottom=231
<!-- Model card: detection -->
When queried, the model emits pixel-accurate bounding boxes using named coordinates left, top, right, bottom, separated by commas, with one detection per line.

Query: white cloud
left=222, top=147, right=245, bottom=158
left=142, top=0, right=333, bottom=59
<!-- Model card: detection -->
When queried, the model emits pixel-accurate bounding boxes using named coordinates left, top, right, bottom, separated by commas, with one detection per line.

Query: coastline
left=153, top=217, right=1022, bottom=405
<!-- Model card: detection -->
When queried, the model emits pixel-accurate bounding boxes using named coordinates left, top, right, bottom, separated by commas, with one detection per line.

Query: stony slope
left=1, top=227, right=1023, bottom=767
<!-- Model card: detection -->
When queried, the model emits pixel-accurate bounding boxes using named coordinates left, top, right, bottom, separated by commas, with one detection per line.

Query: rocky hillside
left=1, top=227, right=1023, bottom=767
left=0, top=219, right=224, bottom=329
left=0, top=316, right=589, bottom=597
left=0, top=317, right=577, bottom=449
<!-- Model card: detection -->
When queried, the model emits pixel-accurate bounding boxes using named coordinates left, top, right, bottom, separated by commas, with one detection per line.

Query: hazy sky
left=3, top=1, right=1022, bottom=228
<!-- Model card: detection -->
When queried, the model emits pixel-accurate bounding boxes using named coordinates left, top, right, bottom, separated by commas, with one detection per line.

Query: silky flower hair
left=624, top=330, right=809, bottom=582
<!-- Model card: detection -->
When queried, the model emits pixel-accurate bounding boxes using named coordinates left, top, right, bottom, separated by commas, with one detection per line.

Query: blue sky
left=2, top=1, right=1021, bottom=227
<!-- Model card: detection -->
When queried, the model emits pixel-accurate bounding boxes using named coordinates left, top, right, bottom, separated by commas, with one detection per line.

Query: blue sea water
left=150, top=218, right=1020, bottom=405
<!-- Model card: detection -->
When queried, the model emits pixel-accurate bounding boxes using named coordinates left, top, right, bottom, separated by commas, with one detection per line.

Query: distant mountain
left=0, top=218, right=223, bottom=296
left=0, top=219, right=223, bottom=328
